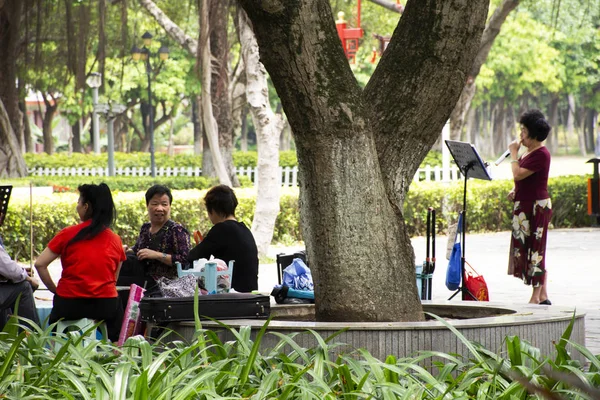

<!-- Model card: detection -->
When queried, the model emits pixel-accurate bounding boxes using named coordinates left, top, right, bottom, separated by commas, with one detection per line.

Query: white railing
left=413, top=164, right=462, bottom=183
left=27, top=165, right=460, bottom=186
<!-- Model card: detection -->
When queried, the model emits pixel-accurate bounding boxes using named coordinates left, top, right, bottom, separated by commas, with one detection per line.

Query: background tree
left=449, top=0, right=520, bottom=142
left=0, top=0, right=27, bottom=176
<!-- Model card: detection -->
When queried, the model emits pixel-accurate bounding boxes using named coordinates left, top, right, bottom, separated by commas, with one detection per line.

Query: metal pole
left=107, top=116, right=115, bottom=176
left=92, top=87, right=100, bottom=154
left=147, top=59, right=156, bottom=178
left=442, top=122, right=450, bottom=182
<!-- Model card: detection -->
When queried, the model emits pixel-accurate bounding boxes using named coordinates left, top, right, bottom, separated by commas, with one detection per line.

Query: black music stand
left=0, top=186, right=12, bottom=228
left=445, top=141, right=491, bottom=301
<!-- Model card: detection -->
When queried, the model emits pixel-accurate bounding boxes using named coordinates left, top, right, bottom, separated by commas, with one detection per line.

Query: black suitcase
left=139, top=293, right=270, bottom=323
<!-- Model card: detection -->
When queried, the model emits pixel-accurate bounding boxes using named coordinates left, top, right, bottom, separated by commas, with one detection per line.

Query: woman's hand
left=507, top=189, right=515, bottom=201
left=136, top=248, right=161, bottom=260
left=508, top=139, right=521, bottom=154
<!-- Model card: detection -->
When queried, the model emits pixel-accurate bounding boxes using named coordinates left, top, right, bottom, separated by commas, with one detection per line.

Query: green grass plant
left=1, top=294, right=599, bottom=399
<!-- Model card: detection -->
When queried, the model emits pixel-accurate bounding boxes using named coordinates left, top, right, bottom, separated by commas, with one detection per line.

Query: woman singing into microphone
left=507, top=109, right=552, bottom=305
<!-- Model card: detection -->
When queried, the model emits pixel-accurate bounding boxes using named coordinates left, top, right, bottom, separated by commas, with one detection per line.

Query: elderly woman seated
left=119, top=185, right=191, bottom=291
left=188, top=185, right=258, bottom=293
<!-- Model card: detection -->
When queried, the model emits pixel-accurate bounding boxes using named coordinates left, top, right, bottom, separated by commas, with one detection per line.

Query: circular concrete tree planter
left=159, top=302, right=585, bottom=363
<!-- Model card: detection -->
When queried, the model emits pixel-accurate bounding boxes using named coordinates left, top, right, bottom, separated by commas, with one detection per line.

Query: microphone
left=494, top=149, right=511, bottom=166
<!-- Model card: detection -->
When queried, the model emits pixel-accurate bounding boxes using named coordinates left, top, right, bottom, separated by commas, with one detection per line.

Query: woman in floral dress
left=507, top=109, right=552, bottom=305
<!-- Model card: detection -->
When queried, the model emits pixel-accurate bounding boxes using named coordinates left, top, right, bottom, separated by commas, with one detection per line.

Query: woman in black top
left=188, top=185, right=259, bottom=292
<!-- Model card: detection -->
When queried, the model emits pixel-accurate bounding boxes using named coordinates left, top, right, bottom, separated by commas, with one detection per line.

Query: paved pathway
left=264, top=228, right=600, bottom=356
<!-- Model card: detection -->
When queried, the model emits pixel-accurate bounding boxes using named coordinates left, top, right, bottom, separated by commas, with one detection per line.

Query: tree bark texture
left=98, top=0, right=106, bottom=89
left=19, top=100, right=33, bottom=153
left=449, top=0, right=519, bottom=141
left=0, top=97, right=27, bottom=177
left=42, top=95, right=57, bottom=154
left=0, top=0, right=24, bottom=141
left=192, top=95, right=203, bottom=154
left=238, top=7, right=285, bottom=256
left=138, top=0, right=198, bottom=54
left=198, top=0, right=231, bottom=187
left=230, top=58, right=248, bottom=148
left=211, top=0, right=239, bottom=186
left=239, top=0, right=488, bottom=322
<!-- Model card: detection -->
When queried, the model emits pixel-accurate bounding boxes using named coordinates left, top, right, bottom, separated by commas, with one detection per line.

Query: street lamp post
left=131, top=32, right=169, bottom=178
left=86, top=72, right=102, bottom=154
left=95, top=103, right=126, bottom=176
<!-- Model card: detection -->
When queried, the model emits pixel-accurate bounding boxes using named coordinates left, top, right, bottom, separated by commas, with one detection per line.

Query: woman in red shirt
left=35, top=183, right=126, bottom=341
left=507, top=110, right=552, bottom=305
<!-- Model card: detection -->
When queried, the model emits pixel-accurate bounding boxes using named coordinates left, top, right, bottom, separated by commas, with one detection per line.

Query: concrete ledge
left=161, top=302, right=586, bottom=363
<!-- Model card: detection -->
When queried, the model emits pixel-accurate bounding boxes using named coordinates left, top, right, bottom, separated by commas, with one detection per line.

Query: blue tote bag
left=445, top=213, right=463, bottom=291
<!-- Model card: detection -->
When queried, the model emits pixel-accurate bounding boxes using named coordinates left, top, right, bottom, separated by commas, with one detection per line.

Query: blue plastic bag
left=445, top=243, right=461, bottom=290
left=445, top=213, right=463, bottom=291
left=282, top=258, right=314, bottom=291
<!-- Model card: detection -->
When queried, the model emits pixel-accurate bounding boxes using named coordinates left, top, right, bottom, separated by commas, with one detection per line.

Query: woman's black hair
left=68, top=183, right=117, bottom=245
left=519, top=109, right=551, bottom=141
left=204, top=185, right=238, bottom=218
left=145, top=184, right=173, bottom=206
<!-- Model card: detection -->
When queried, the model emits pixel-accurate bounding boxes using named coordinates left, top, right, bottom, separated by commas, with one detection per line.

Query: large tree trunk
left=449, top=0, right=519, bottom=140
left=0, top=98, right=28, bottom=177
left=238, top=7, right=285, bottom=256
left=240, top=0, right=488, bottom=322
left=198, top=0, right=231, bottom=186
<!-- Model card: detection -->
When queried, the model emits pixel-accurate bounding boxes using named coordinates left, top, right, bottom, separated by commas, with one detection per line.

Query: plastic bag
left=445, top=243, right=462, bottom=291
left=282, top=258, right=314, bottom=291
left=156, top=275, right=199, bottom=298
left=464, top=263, right=489, bottom=301
left=446, top=213, right=462, bottom=291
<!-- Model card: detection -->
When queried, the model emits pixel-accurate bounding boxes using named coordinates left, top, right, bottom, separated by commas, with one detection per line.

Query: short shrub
left=0, top=176, right=590, bottom=261
left=25, top=151, right=300, bottom=170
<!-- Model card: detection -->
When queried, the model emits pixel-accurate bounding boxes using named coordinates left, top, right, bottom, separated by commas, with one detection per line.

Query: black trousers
left=49, top=295, right=123, bottom=342
left=0, top=281, right=40, bottom=331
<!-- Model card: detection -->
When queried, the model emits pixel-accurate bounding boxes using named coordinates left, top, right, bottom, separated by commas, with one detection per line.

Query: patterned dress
left=508, top=146, right=552, bottom=287
left=131, top=220, right=191, bottom=279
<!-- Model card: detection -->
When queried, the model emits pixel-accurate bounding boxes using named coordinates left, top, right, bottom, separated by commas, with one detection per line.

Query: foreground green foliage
left=0, top=175, right=591, bottom=261
left=1, top=308, right=598, bottom=399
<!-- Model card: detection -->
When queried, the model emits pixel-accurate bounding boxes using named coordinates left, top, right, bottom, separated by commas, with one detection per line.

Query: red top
left=48, top=220, right=126, bottom=298
left=514, top=146, right=551, bottom=201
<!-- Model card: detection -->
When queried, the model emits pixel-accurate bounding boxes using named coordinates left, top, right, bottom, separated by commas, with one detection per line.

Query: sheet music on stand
left=0, top=186, right=12, bottom=227
left=445, top=140, right=492, bottom=181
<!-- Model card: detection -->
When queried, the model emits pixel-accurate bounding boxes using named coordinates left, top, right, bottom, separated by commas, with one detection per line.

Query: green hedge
left=0, top=188, right=300, bottom=261
left=23, top=151, right=299, bottom=170
left=1, top=175, right=255, bottom=192
left=23, top=150, right=438, bottom=170
left=0, top=176, right=590, bottom=261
